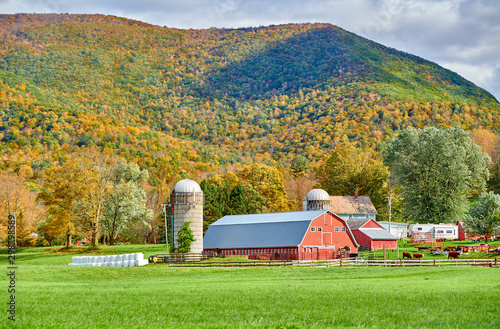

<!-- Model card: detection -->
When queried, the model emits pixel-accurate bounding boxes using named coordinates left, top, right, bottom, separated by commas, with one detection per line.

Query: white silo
left=303, top=189, right=330, bottom=211
left=170, top=179, right=204, bottom=253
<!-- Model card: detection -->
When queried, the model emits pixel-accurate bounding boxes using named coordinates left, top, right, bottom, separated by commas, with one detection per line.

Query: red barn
left=203, top=210, right=358, bottom=260
left=347, top=219, right=397, bottom=251
left=456, top=221, right=466, bottom=241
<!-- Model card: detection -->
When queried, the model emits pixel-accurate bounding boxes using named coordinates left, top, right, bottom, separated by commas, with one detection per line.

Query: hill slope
left=0, top=14, right=499, bottom=183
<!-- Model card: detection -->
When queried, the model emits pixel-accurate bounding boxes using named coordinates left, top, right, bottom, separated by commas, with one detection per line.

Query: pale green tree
left=384, top=127, right=490, bottom=223
left=464, top=192, right=500, bottom=242
left=101, top=161, right=152, bottom=245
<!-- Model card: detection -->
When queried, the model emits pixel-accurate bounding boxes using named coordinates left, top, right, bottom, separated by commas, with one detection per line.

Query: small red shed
left=456, top=221, right=466, bottom=241
left=203, top=210, right=358, bottom=260
left=347, top=219, right=397, bottom=251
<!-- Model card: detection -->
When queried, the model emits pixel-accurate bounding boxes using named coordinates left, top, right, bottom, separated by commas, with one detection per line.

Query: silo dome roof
left=306, top=189, right=330, bottom=201
left=174, top=179, right=202, bottom=193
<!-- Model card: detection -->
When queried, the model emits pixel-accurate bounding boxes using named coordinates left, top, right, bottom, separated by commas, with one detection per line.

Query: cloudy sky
left=2, top=0, right=499, bottom=101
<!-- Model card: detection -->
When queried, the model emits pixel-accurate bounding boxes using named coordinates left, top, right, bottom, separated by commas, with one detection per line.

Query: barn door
left=323, top=232, right=332, bottom=245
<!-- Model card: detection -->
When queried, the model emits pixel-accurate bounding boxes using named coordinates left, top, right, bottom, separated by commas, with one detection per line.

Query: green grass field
left=1, top=245, right=499, bottom=328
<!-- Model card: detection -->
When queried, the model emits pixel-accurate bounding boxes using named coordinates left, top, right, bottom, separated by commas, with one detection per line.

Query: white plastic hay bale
left=110, top=255, right=117, bottom=262
left=130, top=253, right=138, bottom=261
left=136, top=253, right=144, bottom=261
left=137, top=259, right=149, bottom=266
left=115, top=261, right=122, bottom=267
left=72, top=256, right=81, bottom=264
left=97, top=256, right=104, bottom=263
left=121, top=260, right=129, bottom=267
left=128, top=260, right=137, bottom=267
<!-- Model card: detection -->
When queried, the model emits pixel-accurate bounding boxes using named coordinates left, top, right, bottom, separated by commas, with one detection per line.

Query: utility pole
left=387, top=195, right=394, bottom=235
left=161, top=204, right=168, bottom=251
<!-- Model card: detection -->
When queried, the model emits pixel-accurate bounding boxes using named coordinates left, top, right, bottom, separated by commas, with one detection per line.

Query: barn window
left=446, top=230, right=453, bottom=234
left=341, top=227, right=346, bottom=232
left=437, top=230, right=444, bottom=233
left=311, top=227, right=316, bottom=232
left=310, top=248, right=313, bottom=253
left=317, top=227, right=323, bottom=232
left=417, top=227, right=422, bottom=231
left=334, top=227, right=339, bottom=232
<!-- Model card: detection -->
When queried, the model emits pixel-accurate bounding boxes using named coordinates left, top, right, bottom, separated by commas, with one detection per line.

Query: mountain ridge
left=0, top=14, right=498, bottom=184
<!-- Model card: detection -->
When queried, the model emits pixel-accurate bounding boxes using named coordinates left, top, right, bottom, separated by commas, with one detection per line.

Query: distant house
left=329, top=193, right=378, bottom=221
left=203, top=210, right=358, bottom=260
left=409, top=223, right=459, bottom=240
left=377, top=221, right=408, bottom=239
left=347, top=219, right=397, bottom=251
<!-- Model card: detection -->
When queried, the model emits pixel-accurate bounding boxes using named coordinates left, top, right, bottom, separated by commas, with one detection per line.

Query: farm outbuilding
left=377, top=221, right=408, bottom=239
left=409, top=223, right=459, bottom=240
left=203, top=210, right=358, bottom=260
left=347, top=219, right=398, bottom=251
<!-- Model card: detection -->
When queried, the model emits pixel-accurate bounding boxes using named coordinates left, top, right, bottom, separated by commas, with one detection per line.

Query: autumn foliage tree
left=0, top=173, right=43, bottom=246
left=316, top=143, right=390, bottom=218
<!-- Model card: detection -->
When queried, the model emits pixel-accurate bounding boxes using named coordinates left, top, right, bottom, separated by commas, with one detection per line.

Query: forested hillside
left=1, top=13, right=499, bottom=184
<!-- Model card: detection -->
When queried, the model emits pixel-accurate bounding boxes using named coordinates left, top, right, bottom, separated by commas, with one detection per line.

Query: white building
left=377, top=221, right=408, bottom=239
left=409, top=223, right=459, bottom=240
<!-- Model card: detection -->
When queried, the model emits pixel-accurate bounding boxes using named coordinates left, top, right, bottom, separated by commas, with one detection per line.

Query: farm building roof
left=345, top=219, right=372, bottom=230
left=204, top=210, right=328, bottom=249
left=358, top=228, right=397, bottom=240
left=329, top=196, right=378, bottom=215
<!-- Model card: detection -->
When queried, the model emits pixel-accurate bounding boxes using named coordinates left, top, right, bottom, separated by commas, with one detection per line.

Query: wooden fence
left=292, top=258, right=499, bottom=268
left=168, top=261, right=292, bottom=268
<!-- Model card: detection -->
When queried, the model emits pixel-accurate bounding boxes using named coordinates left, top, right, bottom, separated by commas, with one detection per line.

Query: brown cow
left=403, top=252, right=412, bottom=259
left=448, top=251, right=460, bottom=259
left=413, top=253, right=423, bottom=259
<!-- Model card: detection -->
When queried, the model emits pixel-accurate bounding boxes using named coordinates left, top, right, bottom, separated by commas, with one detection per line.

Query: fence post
left=495, top=257, right=498, bottom=267
left=340, top=259, right=342, bottom=267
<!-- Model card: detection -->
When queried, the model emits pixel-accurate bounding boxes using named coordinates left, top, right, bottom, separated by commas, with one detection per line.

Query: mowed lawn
left=1, top=247, right=499, bottom=328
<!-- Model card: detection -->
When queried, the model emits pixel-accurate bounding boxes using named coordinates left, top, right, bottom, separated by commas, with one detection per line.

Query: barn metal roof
left=359, top=228, right=397, bottom=240
left=203, top=221, right=311, bottom=249
left=210, top=210, right=327, bottom=225
left=203, top=210, right=328, bottom=249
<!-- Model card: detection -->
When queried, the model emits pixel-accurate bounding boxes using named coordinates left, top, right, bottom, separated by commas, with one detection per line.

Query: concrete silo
left=170, top=179, right=204, bottom=253
left=302, top=189, right=330, bottom=211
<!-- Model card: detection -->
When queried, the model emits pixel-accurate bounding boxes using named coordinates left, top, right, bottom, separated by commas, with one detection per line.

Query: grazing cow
left=448, top=251, right=460, bottom=259
left=403, top=252, right=412, bottom=259
left=413, top=253, right=423, bottom=259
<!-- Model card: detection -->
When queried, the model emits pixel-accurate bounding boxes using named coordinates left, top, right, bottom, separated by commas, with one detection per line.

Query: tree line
left=1, top=127, right=499, bottom=247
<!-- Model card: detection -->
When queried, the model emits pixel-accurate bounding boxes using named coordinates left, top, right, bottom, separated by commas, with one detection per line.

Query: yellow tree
left=471, top=129, right=500, bottom=182
left=316, top=142, right=390, bottom=218
left=238, top=163, right=292, bottom=213
left=0, top=173, right=43, bottom=246
left=37, top=162, right=84, bottom=248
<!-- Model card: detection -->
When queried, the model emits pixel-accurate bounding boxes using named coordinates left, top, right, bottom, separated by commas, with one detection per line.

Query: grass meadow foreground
left=1, top=246, right=499, bottom=328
